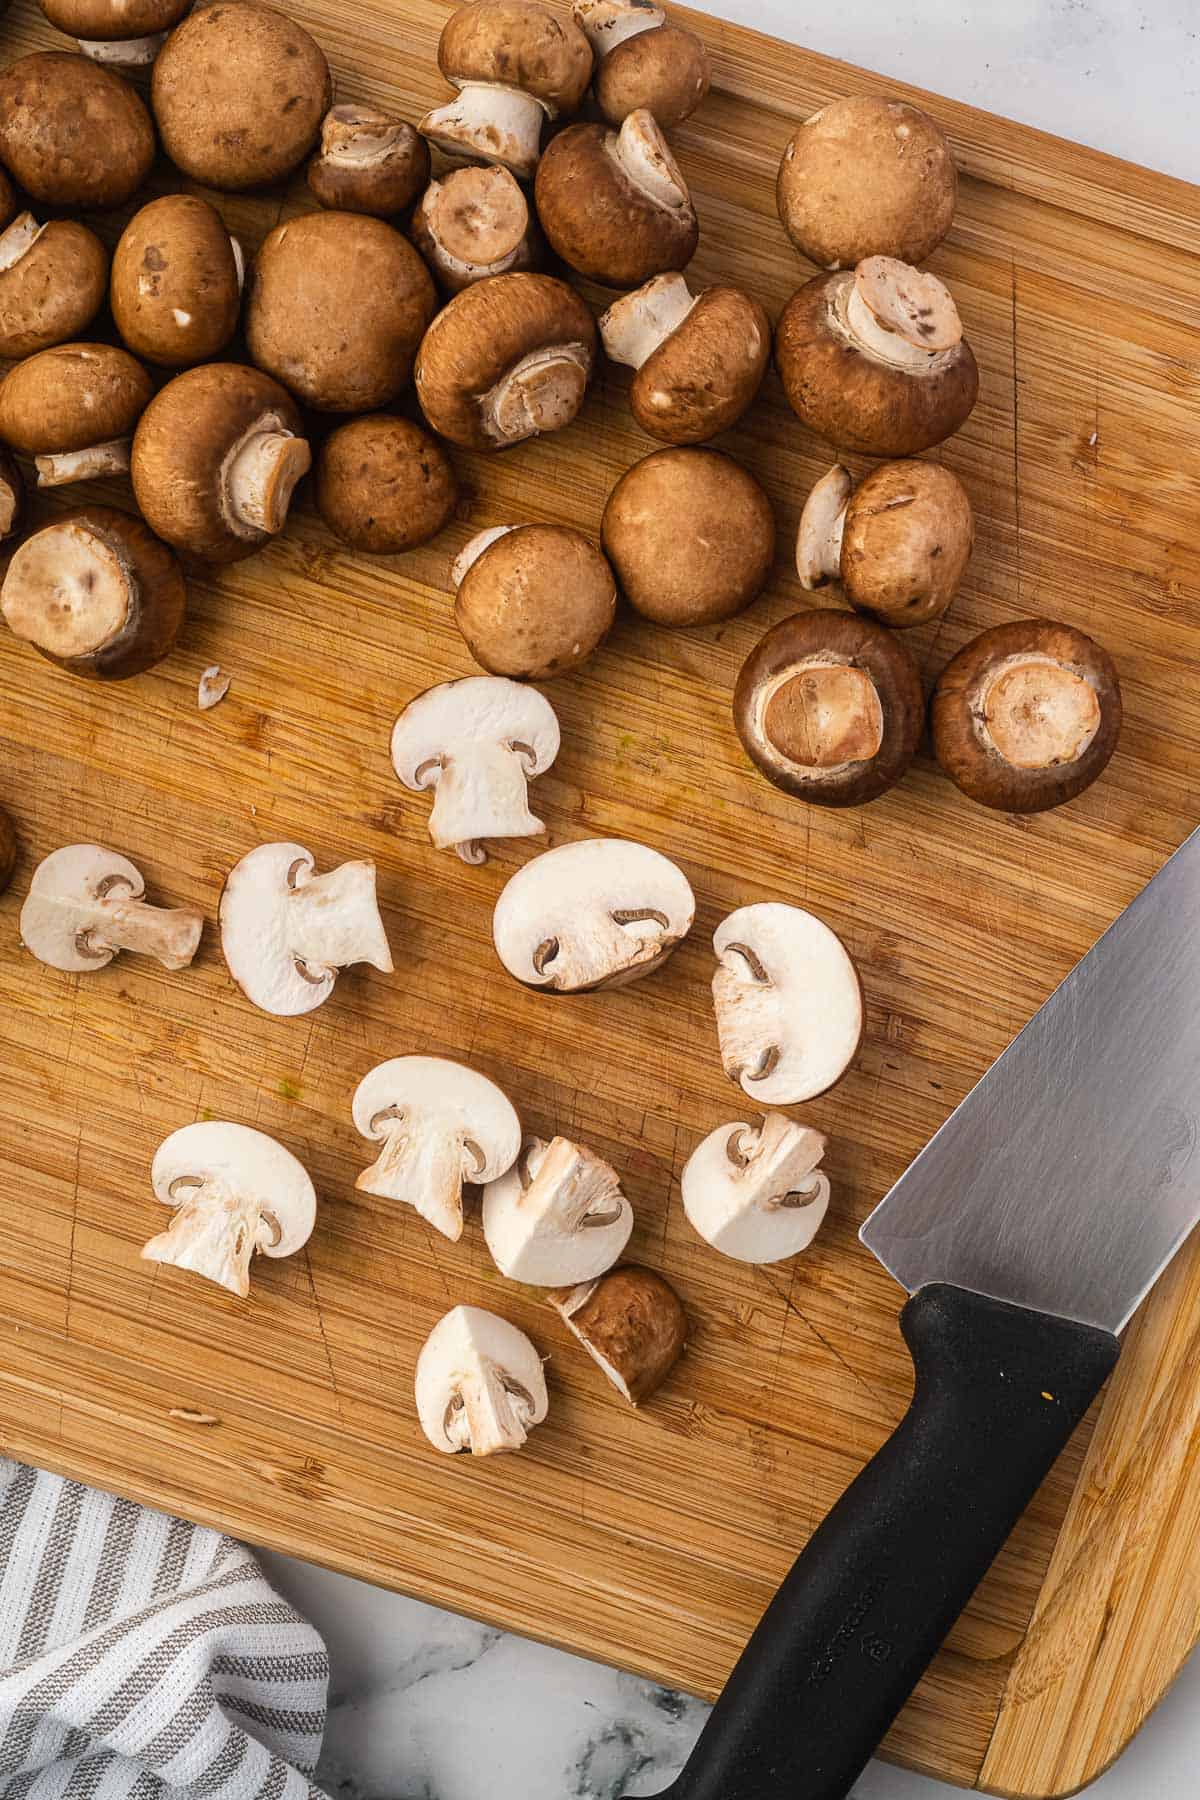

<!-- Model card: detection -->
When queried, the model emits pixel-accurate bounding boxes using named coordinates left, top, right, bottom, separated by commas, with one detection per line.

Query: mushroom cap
left=454, top=524, right=617, bottom=679
left=594, top=22, right=710, bottom=129
left=20, top=842, right=145, bottom=972
left=316, top=416, right=458, bottom=555
left=602, top=447, right=774, bottom=627
left=483, top=1133, right=634, bottom=1286
left=611, top=280, right=771, bottom=445
left=352, top=1056, right=522, bottom=1185
left=437, top=0, right=593, bottom=116
left=534, top=111, right=698, bottom=288
left=681, top=1114, right=830, bottom=1264
left=493, top=837, right=695, bottom=991
left=0, top=216, right=109, bottom=360
left=931, top=618, right=1122, bottom=813
left=415, top=1304, right=549, bottom=1456
left=0, top=53, right=155, bottom=209
left=391, top=675, right=560, bottom=786
left=411, top=164, right=541, bottom=296
left=152, top=2, right=332, bottom=190
left=111, top=195, right=242, bottom=369
left=151, top=1121, right=317, bottom=1258
left=307, top=104, right=430, bottom=216
left=839, top=459, right=974, bottom=626
left=0, top=805, right=16, bottom=897
left=39, top=0, right=191, bottom=40
left=777, top=95, right=958, bottom=271
left=0, top=343, right=152, bottom=457
left=552, top=1263, right=685, bottom=1403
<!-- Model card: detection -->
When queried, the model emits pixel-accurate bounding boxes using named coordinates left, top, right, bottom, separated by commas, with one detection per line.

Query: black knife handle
left=654, top=1284, right=1120, bottom=1800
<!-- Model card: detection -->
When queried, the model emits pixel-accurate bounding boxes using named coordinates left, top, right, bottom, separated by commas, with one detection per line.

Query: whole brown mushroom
left=574, top=0, right=709, bottom=129
left=600, top=273, right=770, bottom=444
left=412, top=166, right=542, bottom=295
left=316, top=417, right=458, bottom=555
left=0, top=53, right=155, bottom=209
left=551, top=1264, right=687, bottom=1404
left=453, top=524, right=617, bottom=678
left=112, top=196, right=243, bottom=369
left=307, top=105, right=430, bottom=217
left=38, top=0, right=192, bottom=66
left=0, top=343, right=153, bottom=488
left=798, top=459, right=974, bottom=628
left=535, top=108, right=698, bottom=288
left=0, top=212, right=109, bottom=359
left=0, top=805, right=16, bottom=897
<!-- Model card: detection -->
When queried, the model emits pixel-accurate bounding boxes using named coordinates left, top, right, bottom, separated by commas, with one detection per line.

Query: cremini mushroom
left=352, top=1056, right=521, bottom=1242
left=307, top=104, right=430, bottom=216
left=2, top=507, right=185, bottom=681
left=733, top=609, right=924, bottom=805
left=0, top=343, right=153, bottom=488
left=132, top=364, right=311, bottom=563
left=111, top=196, right=244, bottom=369
left=931, top=619, right=1122, bottom=813
left=550, top=1264, right=686, bottom=1403
left=682, top=1114, right=830, bottom=1264
left=493, top=837, right=694, bottom=991
left=38, top=0, right=192, bottom=66
left=535, top=108, right=698, bottom=288
left=0, top=451, right=26, bottom=545
left=600, top=273, right=770, bottom=444
left=0, top=806, right=17, bottom=897
left=574, top=0, right=709, bottom=129
left=483, top=1134, right=634, bottom=1285
left=411, top=166, right=542, bottom=295
left=315, top=416, right=458, bottom=555
left=452, top=524, right=617, bottom=679
left=20, top=844, right=203, bottom=973
left=143, top=1121, right=316, bottom=1298
left=775, top=255, right=979, bottom=456
left=0, top=53, right=155, bottom=209
left=0, top=212, right=109, bottom=359
left=415, top=1305, right=548, bottom=1457
left=391, top=676, right=560, bottom=863
left=220, top=841, right=392, bottom=1016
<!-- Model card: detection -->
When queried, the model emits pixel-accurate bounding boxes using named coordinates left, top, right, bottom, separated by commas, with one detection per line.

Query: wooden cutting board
left=1, top=0, right=1199, bottom=1791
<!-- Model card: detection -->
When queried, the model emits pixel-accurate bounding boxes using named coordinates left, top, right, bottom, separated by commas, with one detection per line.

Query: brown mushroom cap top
left=534, top=110, right=698, bottom=289
left=152, top=3, right=332, bottom=191
left=553, top=1263, right=687, bottom=1404
left=803, top=459, right=974, bottom=629
left=610, top=280, right=771, bottom=445
left=306, top=105, right=430, bottom=216
left=438, top=0, right=593, bottom=116
left=0, top=216, right=109, bottom=361
left=0, top=53, right=155, bottom=210
left=40, top=0, right=191, bottom=39
left=454, top=523, right=617, bottom=679
left=316, top=416, right=458, bottom=555
left=931, top=618, right=1122, bottom=813
left=0, top=343, right=152, bottom=455
left=594, top=22, right=710, bottom=130
left=0, top=804, right=16, bottom=897
left=111, top=195, right=242, bottom=369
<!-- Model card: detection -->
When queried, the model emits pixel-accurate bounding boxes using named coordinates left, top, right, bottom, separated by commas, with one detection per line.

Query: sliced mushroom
left=550, top=1264, right=685, bottom=1402
left=307, top=104, right=430, bottom=216
left=0, top=450, right=26, bottom=546
left=574, top=0, right=709, bottom=129
left=483, top=1134, right=634, bottom=1284
left=0, top=806, right=17, bottom=896
left=452, top=524, right=617, bottom=679
left=0, top=343, right=152, bottom=489
left=220, top=841, right=392, bottom=1017
left=111, top=196, right=243, bottom=369
left=144, top=1121, right=316, bottom=1298
left=20, top=844, right=203, bottom=973
left=415, top=1305, right=549, bottom=1457
left=931, top=618, right=1122, bottom=813
left=352, top=1056, right=521, bottom=1242
left=391, top=676, right=560, bottom=863
left=316, top=417, right=458, bottom=556
left=494, top=838, right=694, bottom=992
left=39, top=0, right=191, bottom=65
left=681, top=1114, right=830, bottom=1264
left=712, top=902, right=862, bottom=1105
left=0, top=213, right=109, bottom=359
left=0, top=53, right=155, bottom=209
left=600, top=274, right=770, bottom=444
left=411, top=166, right=542, bottom=296
left=535, top=108, right=698, bottom=289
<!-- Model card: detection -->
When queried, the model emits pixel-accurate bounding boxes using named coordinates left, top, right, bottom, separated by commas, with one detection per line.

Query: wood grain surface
left=0, top=1, right=1198, bottom=1794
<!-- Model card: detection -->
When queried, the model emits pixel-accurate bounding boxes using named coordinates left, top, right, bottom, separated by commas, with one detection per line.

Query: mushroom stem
left=451, top=525, right=516, bottom=587
left=448, top=1361, right=538, bottom=1455
left=78, top=31, right=168, bottom=66
left=608, top=108, right=688, bottom=210
left=322, top=104, right=411, bottom=167
left=729, top=1112, right=827, bottom=1205
left=0, top=212, right=43, bottom=273
left=535, top=906, right=672, bottom=989
left=420, top=83, right=546, bottom=179
left=482, top=344, right=591, bottom=445
left=600, top=273, right=696, bottom=371
left=79, top=892, right=204, bottom=971
left=842, top=260, right=963, bottom=373
left=36, top=439, right=132, bottom=489
left=574, top=0, right=665, bottom=54
left=713, top=949, right=786, bottom=1088
left=142, top=1186, right=276, bottom=1298
left=796, top=464, right=852, bottom=589
left=423, top=742, right=545, bottom=863
left=225, top=425, right=311, bottom=536
left=287, top=859, right=393, bottom=978
left=357, top=1120, right=471, bottom=1239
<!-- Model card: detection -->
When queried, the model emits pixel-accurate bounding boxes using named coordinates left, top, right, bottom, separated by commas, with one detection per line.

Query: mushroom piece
left=418, top=0, right=593, bottom=180
left=0, top=212, right=109, bottom=359
left=220, top=841, right=392, bottom=1017
left=246, top=212, right=436, bottom=414
left=452, top=524, right=617, bottom=680
left=111, top=196, right=243, bottom=370
left=415, top=272, right=596, bottom=453
left=144, top=1122, right=316, bottom=1299
left=681, top=1114, right=830, bottom=1264
left=307, top=104, right=430, bottom=216
left=931, top=618, right=1122, bottom=813
left=415, top=1305, right=548, bottom=1457
left=0, top=53, right=155, bottom=209
left=494, top=838, right=694, bottom=992
left=534, top=108, right=699, bottom=289
left=411, top=166, right=542, bottom=296
left=733, top=609, right=924, bottom=807
left=390, top=676, right=560, bottom=864
left=152, top=3, right=331, bottom=190
left=777, top=95, right=958, bottom=271
left=131, top=364, right=311, bottom=564
left=0, top=806, right=17, bottom=897
left=712, top=903, right=862, bottom=1106
left=483, top=1134, right=634, bottom=1285
left=315, top=416, right=458, bottom=555
left=601, top=447, right=775, bottom=627
left=38, top=0, right=191, bottom=66
left=0, top=343, right=153, bottom=489
left=600, top=274, right=770, bottom=445
left=775, top=256, right=979, bottom=457
left=550, top=1264, right=686, bottom=1403
left=574, top=0, right=710, bottom=129
left=2, top=507, right=185, bottom=681
left=0, top=451, right=26, bottom=545
left=20, top=844, right=203, bottom=974
left=352, top=1056, right=521, bottom=1242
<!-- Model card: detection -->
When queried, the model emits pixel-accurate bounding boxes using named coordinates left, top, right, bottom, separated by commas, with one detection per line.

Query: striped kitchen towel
left=0, top=1459, right=330, bottom=1800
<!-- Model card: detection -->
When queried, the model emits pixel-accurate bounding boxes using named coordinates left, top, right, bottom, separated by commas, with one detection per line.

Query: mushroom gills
left=36, top=439, right=132, bottom=489
left=796, top=464, right=852, bottom=588
left=142, top=1180, right=279, bottom=1299
left=600, top=272, right=697, bottom=370
left=841, top=257, right=962, bottom=373
left=606, top=108, right=688, bottom=209
left=482, top=343, right=591, bottom=445
left=222, top=414, right=312, bottom=538
left=482, top=1134, right=633, bottom=1284
left=977, top=653, right=1101, bottom=768
left=574, top=0, right=665, bottom=52
left=757, top=661, right=884, bottom=775
left=357, top=1111, right=485, bottom=1239
left=79, top=31, right=168, bottom=65
left=420, top=82, right=546, bottom=178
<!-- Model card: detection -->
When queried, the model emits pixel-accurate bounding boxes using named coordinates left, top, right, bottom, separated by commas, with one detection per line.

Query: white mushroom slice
left=419, top=84, right=547, bottom=181
left=599, top=271, right=697, bottom=370
left=415, top=1304, right=548, bottom=1456
left=352, top=1056, right=521, bottom=1242
left=220, top=841, right=393, bottom=1017
left=712, top=902, right=862, bottom=1104
left=20, top=844, right=203, bottom=974
left=573, top=0, right=665, bottom=53
left=483, top=1134, right=633, bottom=1285
left=493, top=838, right=693, bottom=992
left=681, top=1113, right=830, bottom=1264
left=391, top=677, right=560, bottom=865
left=144, top=1120, right=316, bottom=1298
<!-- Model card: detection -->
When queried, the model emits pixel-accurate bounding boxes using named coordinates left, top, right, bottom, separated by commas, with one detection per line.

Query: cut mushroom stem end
left=610, top=108, right=688, bottom=210
left=224, top=420, right=312, bottom=537
left=845, top=256, right=963, bottom=369
left=484, top=344, right=591, bottom=445
left=0, top=212, right=44, bottom=273
left=36, top=439, right=132, bottom=488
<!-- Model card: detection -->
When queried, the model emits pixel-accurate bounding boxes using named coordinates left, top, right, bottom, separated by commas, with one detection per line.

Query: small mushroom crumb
left=20, top=844, right=203, bottom=974
left=168, top=1408, right=221, bottom=1426
left=551, top=1264, right=687, bottom=1401
left=415, top=1305, right=549, bottom=1457
left=483, top=1134, right=634, bottom=1284
left=682, top=1114, right=830, bottom=1264
left=198, top=665, right=231, bottom=711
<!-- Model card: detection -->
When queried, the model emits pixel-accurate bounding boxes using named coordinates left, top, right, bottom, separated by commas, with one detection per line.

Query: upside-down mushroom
left=483, top=1134, right=634, bottom=1284
left=0, top=212, right=109, bottom=359
left=315, top=417, right=458, bottom=555
left=20, top=844, right=203, bottom=973
left=111, top=196, right=244, bottom=369
left=573, top=0, right=709, bottom=129
left=550, top=1264, right=686, bottom=1403
left=0, top=343, right=153, bottom=488
left=411, top=166, right=542, bottom=295
left=0, top=53, right=155, bottom=209
left=535, top=108, right=698, bottom=288
left=682, top=1114, right=830, bottom=1264
left=38, top=0, right=192, bottom=66
left=415, top=1305, right=549, bottom=1457
left=451, top=524, right=617, bottom=679
left=600, top=274, right=770, bottom=444
left=307, top=104, right=430, bottom=216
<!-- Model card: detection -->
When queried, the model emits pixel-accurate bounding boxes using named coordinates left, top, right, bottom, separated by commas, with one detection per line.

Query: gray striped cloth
left=0, top=1461, right=330, bottom=1800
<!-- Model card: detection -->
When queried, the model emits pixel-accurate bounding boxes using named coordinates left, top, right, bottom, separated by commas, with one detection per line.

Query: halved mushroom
left=574, top=0, right=709, bottom=129
left=0, top=451, right=26, bottom=546
left=931, top=618, right=1122, bottom=813
left=733, top=609, right=924, bottom=806
left=111, top=196, right=243, bottom=369
left=20, top=844, right=203, bottom=973
left=411, top=166, right=542, bottom=296
left=132, top=364, right=311, bottom=564
left=535, top=109, right=698, bottom=289
left=415, top=272, right=596, bottom=453
left=391, top=676, right=560, bottom=863
left=0, top=213, right=109, bottom=359
left=600, top=274, right=770, bottom=445
left=452, top=524, right=617, bottom=679
left=0, top=806, right=17, bottom=897
left=220, top=841, right=392, bottom=1016
left=0, top=53, right=155, bottom=209
left=353, top=1056, right=521, bottom=1242
left=712, top=902, right=862, bottom=1105
left=415, top=1305, right=548, bottom=1457
left=681, top=1114, right=830, bottom=1264
left=307, top=104, right=430, bottom=216
left=483, top=1134, right=633, bottom=1284
left=550, top=1264, right=685, bottom=1403
left=775, top=256, right=979, bottom=457
left=0, top=343, right=152, bottom=489
left=144, top=1121, right=316, bottom=1298
left=2, top=507, right=185, bottom=681
left=494, top=838, right=694, bottom=992
left=39, top=0, right=191, bottom=66
left=316, top=416, right=458, bottom=556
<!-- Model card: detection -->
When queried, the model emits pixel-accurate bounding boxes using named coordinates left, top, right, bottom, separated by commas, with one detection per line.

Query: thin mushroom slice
left=20, top=844, right=203, bottom=974
left=681, top=1113, right=830, bottom=1264
left=550, top=1264, right=686, bottom=1403
left=483, top=1134, right=634, bottom=1284
left=415, top=1305, right=548, bottom=1456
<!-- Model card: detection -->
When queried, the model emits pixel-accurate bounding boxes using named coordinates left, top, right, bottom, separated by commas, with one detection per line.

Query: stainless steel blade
left=861, top=826, right=1200, bottom=1333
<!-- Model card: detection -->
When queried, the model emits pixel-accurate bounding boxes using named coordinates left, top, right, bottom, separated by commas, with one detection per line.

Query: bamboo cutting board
left=1, top=0, right=1199, bottom=1792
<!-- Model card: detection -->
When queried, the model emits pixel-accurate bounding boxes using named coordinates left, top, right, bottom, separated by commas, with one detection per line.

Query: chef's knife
left=648, top=826, right=1200, bottom=1800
